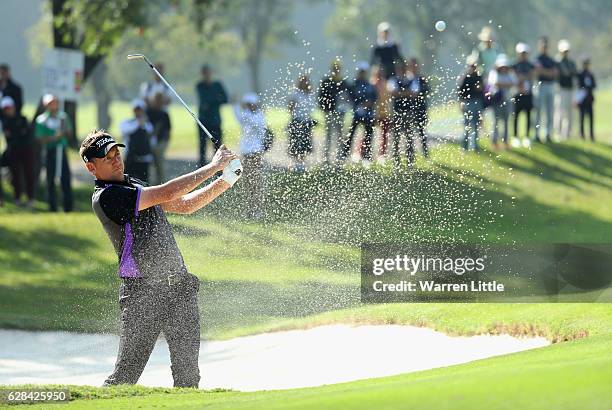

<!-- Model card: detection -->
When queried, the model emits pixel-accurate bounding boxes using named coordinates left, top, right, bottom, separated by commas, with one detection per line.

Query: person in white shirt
left=287, top=75, right=316, bottom=172
left=488, top=54, right=517, bottom=149
left=233, top=93, right=267, bottom=219
left=139, top=63, right=172, bottom=112
left=120, top=99, right=155, bottom=182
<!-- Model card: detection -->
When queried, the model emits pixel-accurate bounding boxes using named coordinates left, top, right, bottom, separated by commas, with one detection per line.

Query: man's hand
left=210, top=145, right=236, bottom=172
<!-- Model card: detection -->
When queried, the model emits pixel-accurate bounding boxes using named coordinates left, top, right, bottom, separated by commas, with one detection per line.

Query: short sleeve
left=98, top=185, right=141, bottom=225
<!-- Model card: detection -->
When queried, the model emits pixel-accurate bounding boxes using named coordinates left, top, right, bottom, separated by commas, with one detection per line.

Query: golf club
left=127, top=53, right=214, bottom=141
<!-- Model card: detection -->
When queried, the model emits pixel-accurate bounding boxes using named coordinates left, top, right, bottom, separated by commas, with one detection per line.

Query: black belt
left=122, top=273, right=187, bottom=287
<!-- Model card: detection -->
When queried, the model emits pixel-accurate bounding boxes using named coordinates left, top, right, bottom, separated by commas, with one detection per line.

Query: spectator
left=555, top=39, right=577, bottom=139
left=145, top=92, right=171, bottom=184
left=458, top=55, right=485, bottom=152
left=139, top=62, right=172, bottom=110
left=534, top=36, right=558, bottom=143
left=1, top=96, right=35, bottom=208
left=120, top=99, right=154, bottom=182
left=287, top=74, right=316, bottom=172
left=472, top=26, right=502, bottom=81
left=196, top=65, right=228, bottom=167
left=370, top=22, right=403, bottom=80
left=371, top=66, right=393, bottom=161
left=339, top=62, right=377, bottom=164
left=512, top=42, right=535, bottom=147
left=576, top=58, right=596, bottom=141
left=233, top=93, right=267, bottom=219
left=390, top=58, right=430, bottom=165
left=34, top=94, right=73, bottom=212
left=0, top=64, right=23, bottom=116
left=318, top=60, right=349, bottom=164
left=488, top=54, right=517, bottom=149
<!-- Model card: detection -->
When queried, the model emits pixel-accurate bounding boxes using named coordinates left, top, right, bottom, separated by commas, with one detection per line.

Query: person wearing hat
left=317, top=59, right=350, bottom=164
left=339, top=62, right=378, bottom=164
left=576, top=58, right=596, bottom=141
left=1, top=96, right=35, bottom=208
left=512, top=42, right=536, bottom=147
left=233, top=92, right=267, bottom=219
left=287, top=74, right=316, bottom=172
left=79, top=130, right=240, bottom=387
left=555, top=39, right=577, bottom=139
left=195, top=65, right=228, bottom=167
left=487, top=54, right=517, bottom=149
left=471, top=26, right=503, bottom=82
left=120, top=99, right=155, bottom=182
left=0, top=64, right=23, bottom=117
left=146, top=92, right=172, bottom=184
left=370, top=22, right=403, bottom=80
left=534, top=36, right=558, bottom=143
left=457, top=55, right=485, bottom=152
left=34, top=93, right=73, bottom=212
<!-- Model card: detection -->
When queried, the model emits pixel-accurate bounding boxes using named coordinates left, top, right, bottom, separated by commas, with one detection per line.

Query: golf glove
left=221, top=158, right=243, bottom=186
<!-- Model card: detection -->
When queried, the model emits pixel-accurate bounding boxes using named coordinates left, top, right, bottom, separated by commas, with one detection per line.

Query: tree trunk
left=248, top=56, right=261, bottom=94
left=91, top=60, right=112, bottom=130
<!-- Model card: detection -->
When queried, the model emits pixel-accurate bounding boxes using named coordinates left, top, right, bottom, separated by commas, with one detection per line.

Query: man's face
left=2, top=106, right=15, bottom=117
left=0, top=68, right=8, bottom=82
left=539, top=40, right=548, bottom=54
left=86, top=146, right=124, bottom=181
left=201, top=68, right=212, bottom=82
left=519, top=52, right=528, bottom=61
left=47, top=99, right=59, bottom=113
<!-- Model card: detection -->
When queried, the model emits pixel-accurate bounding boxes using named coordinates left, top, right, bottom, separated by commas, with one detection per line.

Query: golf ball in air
left=435, top=20, right=446, bottom=32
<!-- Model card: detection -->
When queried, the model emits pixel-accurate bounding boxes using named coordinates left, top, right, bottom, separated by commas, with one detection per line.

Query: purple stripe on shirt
left=118, top=223, right=141, bottom=278
left=135, top=187, right=141, bottom=217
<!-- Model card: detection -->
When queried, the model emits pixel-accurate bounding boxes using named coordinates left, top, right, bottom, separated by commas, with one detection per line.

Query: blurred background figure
left=1, top=96, right=35, bottom=208
left=139, top=62, right=172, bottom=110
left=287, top=74, right=316, bottom=172
left=576, top=58, right=596, bottom=141
left=34, top=94, right=73, bottom=212
left=370, top=22, right=403, bottom=80
left=371, top=66, right=392, bottom=162
left=196, top=65, right=228, bottom=167
left=555, top=39, right=577, bottom=139
left=146, top=92, right=171, bottom=184
left=0, top=64, right=23, bottom=116
left=340, top=62, right=377, bottom=165
left=458, top=55, right=484, bottom=152
left=120, top=98, right=154, bottom=182
left=472, top=26, right=502, bottom=82
left=512, top=42, right=535, bottom=147
left=488, top=54, right=517, bottom=149
left=404, top=57, right=430, bottom=163
left=318, top=59, right=349, bottom=165
left=534, top=36, right=558, bottom=143
left=233, top=92, right=267, bottom=219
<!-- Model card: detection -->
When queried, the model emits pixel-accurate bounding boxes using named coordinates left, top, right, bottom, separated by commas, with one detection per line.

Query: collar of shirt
left=95, top=174, right=133, bottom=188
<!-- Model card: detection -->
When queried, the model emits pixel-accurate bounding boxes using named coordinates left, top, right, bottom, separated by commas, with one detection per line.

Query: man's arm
left=137, top=145, right=235, bottom=211
left=161, top=178, right=230, bottom=214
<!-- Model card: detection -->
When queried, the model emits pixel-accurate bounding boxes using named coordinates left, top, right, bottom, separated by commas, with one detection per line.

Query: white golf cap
left=377, top=21, right=391, bottom=33
left=495, top=54, right=510, bottom=68
left=558, top=39, right=571, bottom=52
left=132, top=98, right=146, bottom=110
left=0, top=96, right=15, bottom=109
left=356, top=61, right=370, bottom=71
left=515, top=42, right=530, bottom=54
left=242, top=92, right=260, bottom=105
left=42, top=93, right=56, bottom=106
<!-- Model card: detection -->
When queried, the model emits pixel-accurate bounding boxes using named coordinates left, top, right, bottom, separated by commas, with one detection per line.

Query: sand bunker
left=0, top=325, right=549, bottom=391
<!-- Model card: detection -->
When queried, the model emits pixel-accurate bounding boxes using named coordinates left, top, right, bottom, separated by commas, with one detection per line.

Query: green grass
left=2, top=88, right=611, bottom=409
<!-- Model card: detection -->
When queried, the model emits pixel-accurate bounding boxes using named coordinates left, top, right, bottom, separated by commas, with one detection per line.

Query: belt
left=122, top=273, right=187, bottom=287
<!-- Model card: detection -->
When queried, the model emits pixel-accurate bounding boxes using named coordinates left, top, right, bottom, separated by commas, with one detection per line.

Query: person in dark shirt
left=1, top=96, right=35, bottom=207
left=195, top=65, right=228, bottom=167
left=0, top=64, right=23, bottom=117
left=458, top=56, right=484, bottom=151
left=370, top=22, right=403, bottom=80
left=339, top=62, right=378, bottom=163
left=318, top=60, right=350, bottom=164
left=555, top=39, right=577, bottom=139
left=120, top=99, right=155, bottom=182
left=512, top=43, right=536, bottom=145
left=146, top=93, right=172, bottom=183
left=533, top=36, right=558, bottom=142
left=390, top=58, right=430, bottom=165
left=576, top=58, right=596, bottom=141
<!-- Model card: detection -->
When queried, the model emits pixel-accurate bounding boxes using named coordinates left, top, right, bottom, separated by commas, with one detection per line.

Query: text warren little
left=372, top=280, right=505, bottom=292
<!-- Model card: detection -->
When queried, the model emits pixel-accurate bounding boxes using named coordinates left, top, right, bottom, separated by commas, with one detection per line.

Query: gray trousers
left=104, top=274, right=201, bottom=387
left=534, top=82, right=555, bottom=140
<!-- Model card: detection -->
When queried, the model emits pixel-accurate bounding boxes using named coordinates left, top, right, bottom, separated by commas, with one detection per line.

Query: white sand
left=0, top=325, right=549, bottom=391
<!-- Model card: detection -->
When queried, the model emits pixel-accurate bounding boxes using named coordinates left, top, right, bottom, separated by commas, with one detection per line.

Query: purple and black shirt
left=92, top=175, right=188, bottom=282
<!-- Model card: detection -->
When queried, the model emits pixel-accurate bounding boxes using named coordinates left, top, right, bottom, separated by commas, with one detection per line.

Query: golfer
left=80, top=130, right=241, bottom=387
